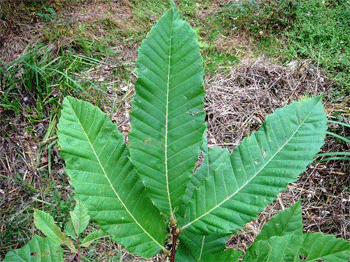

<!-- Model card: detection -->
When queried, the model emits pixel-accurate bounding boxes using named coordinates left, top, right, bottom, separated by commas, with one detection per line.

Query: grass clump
left=223, top=0, right=350, bottom=92
left=0, top=44, right=104, bottom=120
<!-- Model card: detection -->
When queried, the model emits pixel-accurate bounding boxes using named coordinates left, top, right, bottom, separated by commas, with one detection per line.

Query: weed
left=37, top=6, right=57, bottom=22
left=0, top=44, right=108, bottom=122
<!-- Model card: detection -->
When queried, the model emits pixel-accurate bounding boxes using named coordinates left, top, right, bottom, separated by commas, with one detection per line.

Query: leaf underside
left=129, top=5, right=206, bottom=216
left=3, top=235, right=63, bottom=262
left=182, top=96, right=327, bottom=235
left=57, top=96, right=165, bottom=257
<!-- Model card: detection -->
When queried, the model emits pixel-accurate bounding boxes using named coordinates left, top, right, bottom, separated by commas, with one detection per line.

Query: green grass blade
left=3, top=235, right=63, bottom=262
left=255, top=200, right=303, bottom=242
left=129, top=5, right=205, bottom=216
left=57, top=96, right=166, bottom=257
left=317, top=156, right=350, bottom=162
left=317, top=152, right=350, bottom=156
left=326, top=131, right=350, bottom=144
left=316, top=150, right=350, bottom=162
left=181, top=96, right=327, bottom=234
left=328, top=120, right=350, bottom=129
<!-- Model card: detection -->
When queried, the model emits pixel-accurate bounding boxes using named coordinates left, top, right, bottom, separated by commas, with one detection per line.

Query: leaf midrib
left=70, top=104, right=165, bottom=251
left=165, top=11, right=173, bottom=218
left=181, top=103, right=318, bottom=230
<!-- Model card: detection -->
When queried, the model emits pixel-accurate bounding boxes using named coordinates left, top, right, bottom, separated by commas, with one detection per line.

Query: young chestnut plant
left=54, top=3, right=350, bottom=261
left=4, top=2, right=350, bottom=262
left=3, top=200, right=108, bottom=262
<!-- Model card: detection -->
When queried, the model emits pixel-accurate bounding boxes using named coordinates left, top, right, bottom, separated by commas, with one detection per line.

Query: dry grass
left=205, top=57, right=330, bottom=148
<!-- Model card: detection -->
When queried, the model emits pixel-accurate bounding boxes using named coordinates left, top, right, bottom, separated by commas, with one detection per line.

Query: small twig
left=169, top=224, right=179, bottom=262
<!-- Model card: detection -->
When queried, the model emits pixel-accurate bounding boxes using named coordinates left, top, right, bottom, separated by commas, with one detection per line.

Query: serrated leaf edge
left=68, top=99, right=165, bottom=252
left=181, top=99, right=321, bottom=230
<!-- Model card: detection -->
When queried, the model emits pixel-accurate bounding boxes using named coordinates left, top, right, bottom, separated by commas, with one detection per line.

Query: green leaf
left=128, top=4, right=206, bottom=216
left=181, top=96, right=327, bottom=234
left=34, top=209, right=76, bottom=253
left=3, top=235, right=63, bottom=262
left=242, top=233, right=350, bottom=262
left=81, top=230, right=109, bottom=247
left=201, top=249, right=242, bottom=262
left=255, top=200, right=303, bottom=241
left=64, top=220, right=76, bottom=239
left=178, top=132, right=232, bottom=217
left=57, top=96, right=166, bottom=257
left=70, top=200, right=90, bottom=236
left=176, top=230, right=229, bottom=262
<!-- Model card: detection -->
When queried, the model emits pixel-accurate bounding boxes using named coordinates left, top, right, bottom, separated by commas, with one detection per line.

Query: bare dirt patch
left=0, top=0, right=134, bottom=64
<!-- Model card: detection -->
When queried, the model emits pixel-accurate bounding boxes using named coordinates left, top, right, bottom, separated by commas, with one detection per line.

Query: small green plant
left=4, top=2, right=350, bottom=261
left=37, top=7, right=57, bottom=22
left=3, top=200, right=107, bottom=262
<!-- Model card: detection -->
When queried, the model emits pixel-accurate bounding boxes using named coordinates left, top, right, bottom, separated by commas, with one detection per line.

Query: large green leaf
left=57, top=96, right=166, bottom=257
left=181, top=96, right=327, bottom=234
left=242, top=233, right=350, bottom=261
left=201, top=249, right=242, bottom=262
left=175, top=229, right=230, bottom=262
left=255, top=200, right=303, bottom=242
left=177, top=131, right=225, bottom=219
left=3, top=235, right=63, bottom=262
left=34, top=209, right=76, bottom=253
left=175, top=135, right=239, bottom=262
left=128, top=3, right=206, bottom=216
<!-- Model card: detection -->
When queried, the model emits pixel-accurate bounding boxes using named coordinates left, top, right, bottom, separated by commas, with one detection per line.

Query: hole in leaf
left=30, top=252, right=37, bottom=257
left=299, top=254, right=308, bottom=260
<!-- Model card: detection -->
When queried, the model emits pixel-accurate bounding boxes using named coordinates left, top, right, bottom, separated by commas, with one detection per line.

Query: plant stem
left=76, top=237, right=81, bottom=262
left=169, top=224, right=179, bottom=262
